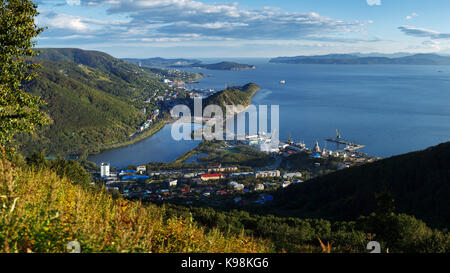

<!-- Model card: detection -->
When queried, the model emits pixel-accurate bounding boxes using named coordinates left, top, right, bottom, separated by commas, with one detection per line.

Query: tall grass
left=0, top=154, right=271, bottom=253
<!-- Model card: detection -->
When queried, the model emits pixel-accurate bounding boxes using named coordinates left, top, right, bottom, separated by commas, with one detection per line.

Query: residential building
left=282, top=172, right=302, bottom=179
left=200, top=173, right=225, bottom=181
left=255, top=170, right=280, bottom=178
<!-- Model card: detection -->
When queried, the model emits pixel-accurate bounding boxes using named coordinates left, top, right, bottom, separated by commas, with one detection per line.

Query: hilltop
left=257, top=141, right=450, bottom=228
left=202, top=83, right=260, bottom=113
left=270, top=53, right=450, bottom=65
left=17, top=48, right=173, bottom=157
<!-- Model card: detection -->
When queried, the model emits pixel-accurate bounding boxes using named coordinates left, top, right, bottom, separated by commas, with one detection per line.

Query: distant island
left=270, top=53, right=450, bottom=65
left=123, top=57, right=256, bottom=71
left=122, top=57, right=200, bottom=67
left=175, top=61, right=257, bottom=71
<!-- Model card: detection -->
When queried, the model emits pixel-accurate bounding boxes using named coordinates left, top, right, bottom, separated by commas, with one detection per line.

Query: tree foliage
left=0, top=0, right=47, bottom=145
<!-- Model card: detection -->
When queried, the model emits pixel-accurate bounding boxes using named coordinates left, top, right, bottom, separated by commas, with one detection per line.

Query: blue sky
left=34, top=0, right=450, bottom=58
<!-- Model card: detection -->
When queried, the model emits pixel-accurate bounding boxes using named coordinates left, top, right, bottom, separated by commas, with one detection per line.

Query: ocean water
left=89, top=59, right=450, bottom=167
left=186, top=59, right=450, bottom=158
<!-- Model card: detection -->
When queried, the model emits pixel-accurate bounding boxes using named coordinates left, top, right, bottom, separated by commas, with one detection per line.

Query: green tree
left=0, top=0, right=47, bottom=146
left=26, top=150, right=48, bottom=167
left=50, top=159, right=91, bottom=189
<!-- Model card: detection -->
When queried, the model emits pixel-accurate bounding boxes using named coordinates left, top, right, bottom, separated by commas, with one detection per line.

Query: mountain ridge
left=18, top=48, right=172, bottom=156
left=270, top=53, right=450, bottom=65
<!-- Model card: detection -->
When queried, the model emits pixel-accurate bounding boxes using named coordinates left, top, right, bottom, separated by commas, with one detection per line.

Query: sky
left=34, top=0, right=450, bottom=58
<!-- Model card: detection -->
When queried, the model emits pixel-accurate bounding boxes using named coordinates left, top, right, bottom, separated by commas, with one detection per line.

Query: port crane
left=326, top=128, right=365, bottom=152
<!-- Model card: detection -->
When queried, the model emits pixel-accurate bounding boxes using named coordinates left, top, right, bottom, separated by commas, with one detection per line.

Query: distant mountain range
left=122, top=57, right=201, bottom=67
left=270, top=53, right=450, bottom=65
left=178, top=61, right=256, bottom=71
left=123, top=57, right=256, bottom=71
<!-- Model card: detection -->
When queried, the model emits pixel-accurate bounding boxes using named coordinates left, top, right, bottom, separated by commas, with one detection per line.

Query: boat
left=280, top=80, right=286, bottom=84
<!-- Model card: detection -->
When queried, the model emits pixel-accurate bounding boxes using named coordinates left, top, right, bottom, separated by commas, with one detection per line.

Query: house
left=255, top=170, right=281, bottom=178
left=228, top=181, right=244, bottom=191
left=282, top=172, right=302, bottom=179
left=163, top=179, right=178, bottom=188
left=119, top=170, right=136, bottom=176
left=230, top=172, right=253, bottom=178
left=254, top=184, right=265, bottom=191
left=137, top=165, right=147, bottom=173
left=280, top=181, right=291, bottom=188
left=200, top=173, right=224, bottom=181
left=184, top=173, right=196, bottom=178
left=208, top=166, right=238, bottom=173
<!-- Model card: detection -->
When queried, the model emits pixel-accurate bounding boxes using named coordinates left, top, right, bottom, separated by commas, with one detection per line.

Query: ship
left=280, top=80, right=286, bottom=84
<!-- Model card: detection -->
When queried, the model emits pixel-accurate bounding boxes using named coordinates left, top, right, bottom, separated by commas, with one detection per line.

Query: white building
left=100, top=163, right=110, bottom=178
left=282, top=172, right=303, bottom=179
left=137, top=165, right=146, bottom=171
left=255, top=170, right=281, bottom=178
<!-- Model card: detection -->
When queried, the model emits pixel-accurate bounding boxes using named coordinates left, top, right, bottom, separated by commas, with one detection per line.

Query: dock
left=325, top=129, right=365, bottom=152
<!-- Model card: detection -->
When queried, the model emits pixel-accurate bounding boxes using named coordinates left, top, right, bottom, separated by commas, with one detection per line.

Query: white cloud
left=422, top=40, right=441, bottom=50
left=406, top=12, right=419, bottom=20
left=37, top=10, right=130, bottom=35
left=38, top=13, right=89, bottom=32
left=366, top=0, right=381, bottom=6
left=66, top=0, right=81, bottom=6
left=37, top=0, right=376, bottom=47
left=398, top=25, right=450, bottom=39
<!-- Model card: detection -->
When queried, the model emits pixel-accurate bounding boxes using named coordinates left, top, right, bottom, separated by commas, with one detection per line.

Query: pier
left=325, top=129, right=365, bottom=152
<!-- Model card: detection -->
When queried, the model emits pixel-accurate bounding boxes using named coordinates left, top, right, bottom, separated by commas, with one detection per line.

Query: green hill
left=203, top=83, right=260, bottom=113
left=34, top=48, right=168, bottom=100
left=16, top=48, right=172, bottom=157
left=260, top=142, right=450, bottom=228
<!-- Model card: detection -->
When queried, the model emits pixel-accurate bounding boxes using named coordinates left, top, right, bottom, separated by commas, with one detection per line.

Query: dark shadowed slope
left=263, top=142, right=450, bottom=228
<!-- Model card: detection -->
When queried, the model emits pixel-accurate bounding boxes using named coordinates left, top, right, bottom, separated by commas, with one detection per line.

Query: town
left=97, top=130, right=379, bottom=207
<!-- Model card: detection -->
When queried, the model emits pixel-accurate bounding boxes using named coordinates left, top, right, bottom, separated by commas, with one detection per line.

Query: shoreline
left=90, top=83, right=260, bottom=164
left=174, top=87, right=260, bottom=164
left=89, top=119, right=167, bottom=157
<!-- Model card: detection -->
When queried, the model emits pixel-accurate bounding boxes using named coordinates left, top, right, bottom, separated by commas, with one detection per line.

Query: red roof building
left=200, top=173, right=224, bottom=181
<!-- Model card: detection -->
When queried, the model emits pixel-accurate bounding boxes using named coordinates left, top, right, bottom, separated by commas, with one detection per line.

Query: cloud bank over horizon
left=34, top=0, right=450, bottom=57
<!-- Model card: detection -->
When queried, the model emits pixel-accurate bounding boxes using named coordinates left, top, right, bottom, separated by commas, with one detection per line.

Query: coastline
left=90, top=119, right=167, bottom=156
left=90, top=83, right=260, bottom=164
left=174, top=86, right=260, bottom=164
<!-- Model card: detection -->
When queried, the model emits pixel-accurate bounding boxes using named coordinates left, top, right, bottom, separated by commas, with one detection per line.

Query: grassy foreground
left=0, top=156, right=271, bottom=253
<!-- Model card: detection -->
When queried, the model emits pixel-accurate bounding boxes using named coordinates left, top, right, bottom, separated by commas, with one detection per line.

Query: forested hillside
left=203, top=83, right=260, bottom=112
left=16, top=48, right=171, bottom=157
